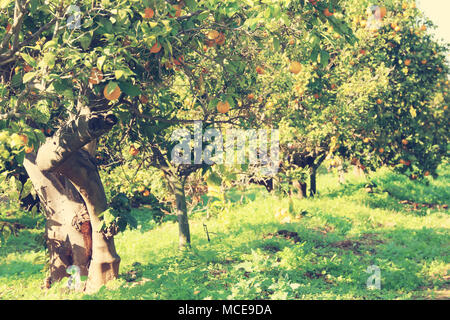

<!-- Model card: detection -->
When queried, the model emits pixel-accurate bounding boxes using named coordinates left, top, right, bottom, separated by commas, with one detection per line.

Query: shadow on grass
left=82, top=215, right=449, bottom=300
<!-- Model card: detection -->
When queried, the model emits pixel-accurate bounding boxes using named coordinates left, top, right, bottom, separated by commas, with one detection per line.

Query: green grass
left=0, top=165, right=449, bottom=300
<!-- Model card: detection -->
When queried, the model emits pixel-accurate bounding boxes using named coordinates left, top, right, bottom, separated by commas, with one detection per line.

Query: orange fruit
left=139, top=95, right=149, bottom=104
left=173, top=4, right=182, bottom=17
left=150, top=41, right=162, bottom=53
left=137, top=186, right=146, bottom=193
left=217, top=101, right=230, bottom=114
left=104, top=83, right=121, bottom=101
left=378, top=148, right=384, bottom=154
left=142, top=190, right=150, bottom=197
left=168, top=4, right=182, bottom=18
left=359, top=49, right=367, bottom=55
left=25, top=146, right=34, bottom=154
left=256, top=66, right=265, bottom=75
left=144, top=7, right=154, bottom=19
left=379, top=7, right=387, bottom=18
left=420, top=25, right=427, bottom=32
left=129, top=146, right=139, bottom=156
left=207, top=30, right=220, bottom=40
left=289, top=61, right=302, bottom=74
left=215, top=32, right=225, bottom=45
left=421, top=59, right=427, bottom=65
left=313, top=93, right=320, bottom=99
left=404, top=59, right=411, bottom=66
left=402, top=139, right=408, bottom=145
left=89, top=67, right=103, bottom=85
left=247, top=93, right=255, bottom=100
left=23, top=64, right=33, bottom=73
left=376, top=98, right=383, bottom=104
left=19, top=134, right=28, bottom=145
left=323, top=8, right=334, bottom=17
left=205, top=39, right=215, bottom=48
left=394, top=25, right=401, bottom=32
left=424, top=171, right=430, bottom=177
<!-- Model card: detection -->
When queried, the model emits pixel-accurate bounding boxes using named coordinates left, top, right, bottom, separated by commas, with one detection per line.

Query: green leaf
left=118, top=81, right=141, bottom=97
left=20, top=179, right=33, bottom=200
left=273, top=36, right=280, bottom=51
left=23, top=72, right=36, bottom=83
left=319, top=50, right=329, bottom=68
left=106, top=81, right=119, bottom=95
left=185, top=0, right=197, bottom=11
left=97, top=56, right=107, bottom=70
left=20, top=53, right=37, bottom=68
left=115, top=70, right=124, bottom=80
left=79, top=33, right=92, bottom=50
left=42, top=52, right=56, bottom=69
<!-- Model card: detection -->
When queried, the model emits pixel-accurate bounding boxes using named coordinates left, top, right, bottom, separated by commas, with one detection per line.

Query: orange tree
left=334, top=0, right=449, bottom=181
left=246, top=0, right=448, bottom=196
left=0, top=0, right=354, bottom=291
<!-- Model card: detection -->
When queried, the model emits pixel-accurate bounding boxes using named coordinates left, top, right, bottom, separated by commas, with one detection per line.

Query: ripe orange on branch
left=104, top=83, right=121, bottom=101
left=150, top=41, right=162, bottom=53
left=215, top=32, right=225, bottom=45
left=144, top=8, right=154, bottom=19
left=89, top=67, right=103, bottom=85
left=289, top=61, right=302, bottom=74
left=25, top=146, right=34, bottom=154
left=129, top=146, right=139, bottom=156
left=207, top=30, right=220, bottom=40
left=256, top=66, right=265, bottom=75
left=323, top=8, right=334, bottom=17
left=217, top=101, right=230, bottom=114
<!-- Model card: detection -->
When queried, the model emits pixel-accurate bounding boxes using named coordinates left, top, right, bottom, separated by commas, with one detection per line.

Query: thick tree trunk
left=23, top=113, right=119, bottom=292
left=292, top=180, right=307, bottom=199
left=23, top=154, right=91, bottom=287
left=353, top=165, right=366, bottom=178
left=57, top=150, right=120, bottom=293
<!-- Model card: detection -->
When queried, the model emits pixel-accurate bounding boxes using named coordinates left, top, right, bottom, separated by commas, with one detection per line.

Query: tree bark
left=292, top=180, right=307, bottom=199
left=23, top=154, right=91, bottom=287
left=23, top=113, right=119, bottom=292
left=166, top=175, right=191, bottom=250
left=310, top=167, right=317, bottom=197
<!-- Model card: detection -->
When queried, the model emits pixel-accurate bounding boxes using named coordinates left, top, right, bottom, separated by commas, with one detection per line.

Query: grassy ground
left=0, top=165, right=449, bottom=300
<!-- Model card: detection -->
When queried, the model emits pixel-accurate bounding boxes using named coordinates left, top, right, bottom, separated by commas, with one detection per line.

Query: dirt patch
left=261, top=244, right=281, bottom=253
left=329, top=233, right=384, bottom=255
left=399, top=200, right=448, bottom=212
left=263, top=230, right=302, bottom=244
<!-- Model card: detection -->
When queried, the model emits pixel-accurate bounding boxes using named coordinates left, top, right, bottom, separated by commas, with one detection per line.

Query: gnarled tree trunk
left=23, top=113, right=120, bottom=292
